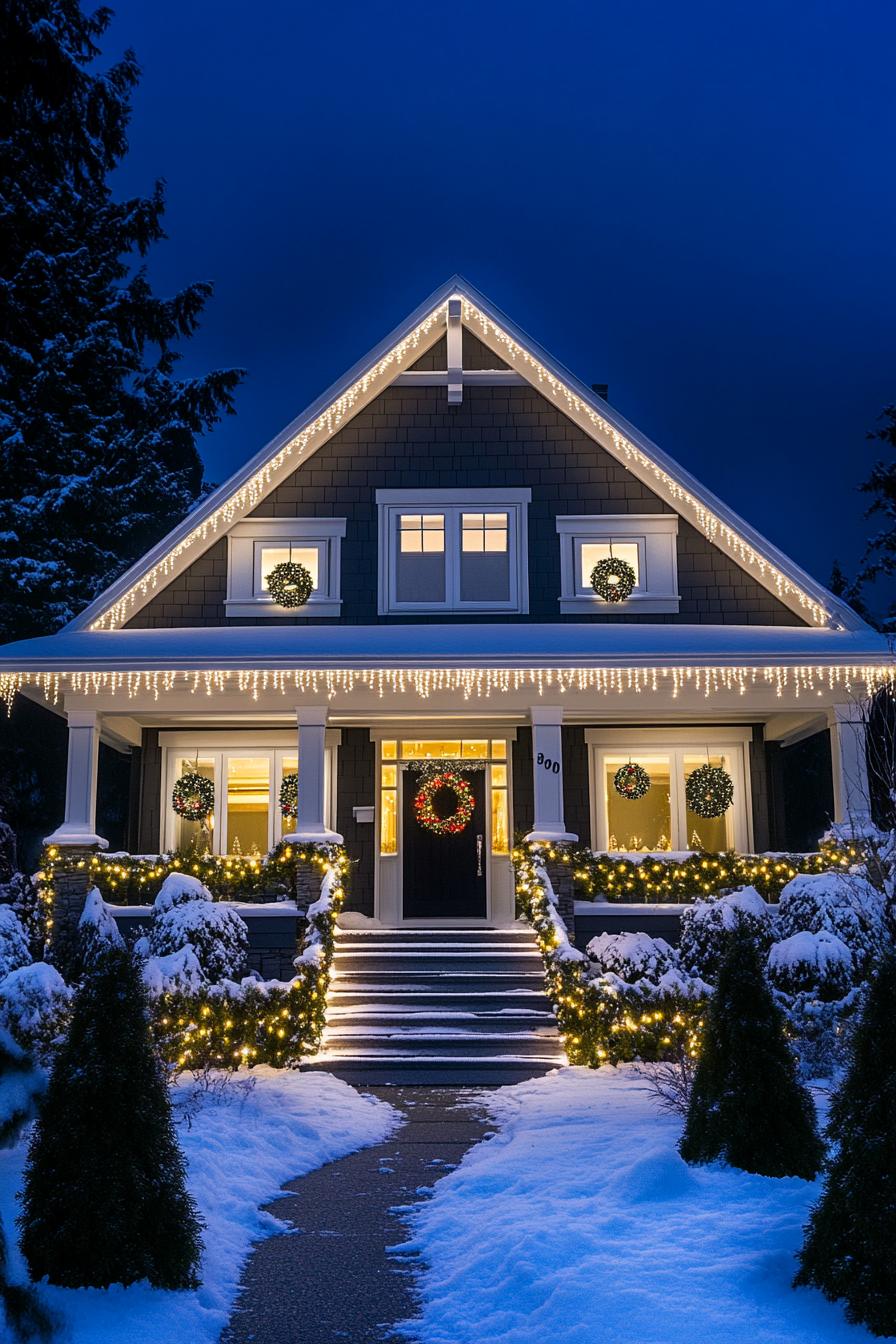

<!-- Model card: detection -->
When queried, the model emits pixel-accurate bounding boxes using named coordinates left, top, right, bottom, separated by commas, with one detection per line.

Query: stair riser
left=328, top=992, right=553, bottom=1012
left=302, top=1060, right=560, bottom=1086
left=326, top=1014, right=556, bottom=1032
left=333, top=958, right=543, bottom=977
left=331, top=975, right=546, bottom=996
left=322, top=1036, right=561, bottom=1059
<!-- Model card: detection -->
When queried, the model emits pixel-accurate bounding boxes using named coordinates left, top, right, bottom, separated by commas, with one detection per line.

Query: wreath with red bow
left=413, top=769, right=475, bottom=837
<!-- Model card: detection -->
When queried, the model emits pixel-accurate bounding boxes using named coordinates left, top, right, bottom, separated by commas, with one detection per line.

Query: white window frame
left=376, top=488, right=531, bottom=615
left=160, top=730, right=340, bottom=855
left=225, top=518, right=346, bottom=618
left=557, top=514, right=679, bottom=614
left=586, top=727, right=753, bottom=853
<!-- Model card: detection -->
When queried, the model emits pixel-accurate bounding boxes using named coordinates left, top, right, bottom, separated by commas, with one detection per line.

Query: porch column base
left=44, top=829, right=108, bottom=850
left=45, top=843, right=99, bottom=979
left=524, top=829, right=578, bottom=845
left=281, top=827, right=344, bottom=846
left=542, top=850, right=576, bottom=945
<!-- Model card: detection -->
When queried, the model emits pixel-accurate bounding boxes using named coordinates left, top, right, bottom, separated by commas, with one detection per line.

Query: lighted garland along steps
left=303, top=926, right=565, bottom=1085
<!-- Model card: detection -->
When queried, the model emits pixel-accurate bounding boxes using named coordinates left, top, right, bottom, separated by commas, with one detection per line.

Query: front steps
left=302, top=926, right=566, bottom=1085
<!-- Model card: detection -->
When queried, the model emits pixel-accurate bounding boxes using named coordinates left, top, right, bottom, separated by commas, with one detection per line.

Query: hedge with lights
left=513, top=844, right=706, bottom=1067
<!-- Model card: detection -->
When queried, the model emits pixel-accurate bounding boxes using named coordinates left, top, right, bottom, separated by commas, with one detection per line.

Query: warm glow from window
left=226, top=756, right=270, bottom=855
left=399, top=514, right=445, bottom=553
left=381, top=740, right=397, bottom=759
left=259, top=545, right=319, bottom=590
left=462, top=512, right=508, bottom=552
left=581, top=541, right=639, bottom=589
left=684, top=754, right=731, bottom=851
left=380, top=784, right=397, bottom=855
left=175, top=757, right=214, bottom=852
left=604, top=754, right=672, bottom=853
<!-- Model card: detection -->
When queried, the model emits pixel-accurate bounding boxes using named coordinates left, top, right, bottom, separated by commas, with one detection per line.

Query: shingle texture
left=126, top=383, right=804, bottom=629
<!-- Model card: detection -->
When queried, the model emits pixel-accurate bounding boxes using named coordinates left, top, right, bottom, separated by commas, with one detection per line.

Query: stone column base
left=544, top=852, right=576, bottom=946
left=47, top=846, right=97, bottom=980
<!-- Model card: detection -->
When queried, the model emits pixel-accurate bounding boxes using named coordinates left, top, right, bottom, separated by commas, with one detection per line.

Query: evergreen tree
left=19, top=944, right=203, bottom=1288
left=679, top=926, right=824, bottom=1178
left=0, top=1030, right=53, bottom=1342
left=854, top=404, right=896, bottom=630
left=0, top=0, right=242, bottom=641
left=795, top=953, right=896, bottom=1335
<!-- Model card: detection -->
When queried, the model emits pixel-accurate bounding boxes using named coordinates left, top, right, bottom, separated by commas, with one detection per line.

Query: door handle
left=476, top=834, right=483, bottom=877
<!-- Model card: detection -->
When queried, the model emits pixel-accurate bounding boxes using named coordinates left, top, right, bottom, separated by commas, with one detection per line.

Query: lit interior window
left=684, top=754, right=731, bottom=851
left=399, top=514, right=445, bottom=553
left=491, top=759, right=509, bottom=854
left=580, top=541, right=639, bottom=590
left=175, top=757, right=214, bottom=852
left=226, top=756, right=270, bottom=855
left=461, top=512, right=508, bottom=553
left=278, top=756, right=298, bottom=838
left=604, top=755, right=672, bottom=853
left=258, top=546, right=319, bottom=592
left=380, top=742, right=398, bottom=854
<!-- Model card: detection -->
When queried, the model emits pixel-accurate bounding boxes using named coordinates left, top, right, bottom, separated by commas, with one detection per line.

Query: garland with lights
left=613, top=762, right=651, bottom=800
left=266, top=560, right=313, bottom=608
left=279, top=772, right=298, bottom=819
left=686, top=764, right=734, bottom=819
left=591, top=556, right=636, bottom=603
left=171, top=771, right=215, bottom=822
left=414, top=769, right=475, bottom=836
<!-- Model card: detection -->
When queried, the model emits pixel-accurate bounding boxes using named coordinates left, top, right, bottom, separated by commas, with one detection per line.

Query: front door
left=402, top=766, right=488, bottom=920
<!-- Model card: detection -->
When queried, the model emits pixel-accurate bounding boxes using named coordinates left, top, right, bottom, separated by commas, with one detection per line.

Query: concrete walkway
left=222, top=1086, right=491, bottom=1344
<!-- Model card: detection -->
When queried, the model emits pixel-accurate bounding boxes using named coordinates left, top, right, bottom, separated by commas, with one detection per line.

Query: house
left=0, top=275, right=889, bottom=938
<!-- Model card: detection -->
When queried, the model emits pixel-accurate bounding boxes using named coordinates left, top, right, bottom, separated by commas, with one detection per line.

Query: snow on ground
left=397, top=1066, right=871, bottom=1344
left=0, top=1067, right=398, bottom=1344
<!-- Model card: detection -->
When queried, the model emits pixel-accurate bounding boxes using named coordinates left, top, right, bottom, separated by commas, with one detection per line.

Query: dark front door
left=402, top=766, right=488, bottom=920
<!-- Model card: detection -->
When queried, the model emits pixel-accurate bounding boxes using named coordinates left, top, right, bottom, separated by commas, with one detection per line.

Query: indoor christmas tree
left=679, top=925, right=824, bottom=1178
left=0, top=0, right=242, bottom=641
left=19, top=944, right=203, bottom=1288
left=795, top=953, right=896, bottom=1335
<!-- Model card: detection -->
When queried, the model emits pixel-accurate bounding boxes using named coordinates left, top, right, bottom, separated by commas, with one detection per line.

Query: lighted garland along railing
left=522, top=839, right=861, bottom=905
left=515, top=842, right=704, bottom=1067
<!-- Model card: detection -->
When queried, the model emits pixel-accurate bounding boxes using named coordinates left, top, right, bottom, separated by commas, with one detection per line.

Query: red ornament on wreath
left=414, top=769, right=475, bottom=837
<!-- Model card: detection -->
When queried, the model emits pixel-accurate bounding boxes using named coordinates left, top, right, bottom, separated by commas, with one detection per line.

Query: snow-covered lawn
left=0, top=1067, right=398, bottom=1343
left=397, top=1066, right=872, bottom=1344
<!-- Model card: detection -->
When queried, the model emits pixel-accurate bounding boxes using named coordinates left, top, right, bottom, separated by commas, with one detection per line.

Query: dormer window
left=377, top=489, right=530, bottom=614
left=556, top=514, right=680, bottom=614
left=225, top=518, right=345, bottom=617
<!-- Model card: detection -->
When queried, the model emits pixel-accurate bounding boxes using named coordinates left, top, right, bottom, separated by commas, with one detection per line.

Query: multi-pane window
left=378, top=491, right=529, bottom=613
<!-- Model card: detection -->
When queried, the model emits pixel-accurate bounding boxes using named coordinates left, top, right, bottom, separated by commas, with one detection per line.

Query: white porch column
left=45, top=709, right=108, bottom=849
left=827, top=703, right=873, bottom=827
left=282, top=707, right=343, bottom=844
left=524, top=706, right=578, bottom=843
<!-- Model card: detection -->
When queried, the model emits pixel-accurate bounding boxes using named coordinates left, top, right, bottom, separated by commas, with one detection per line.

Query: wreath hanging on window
left=279, top=772, right=298, bottom=819
left=685, top=764, right=734, bottom=819
left=613, top=762, right=651, bottom=800
left=267, top=560, right=314, bottom=609
left=414, top=769, right=475, bottom=837
left=171, top=771, right=215, bottom=821
left=591, top=556, right=637, bottom=603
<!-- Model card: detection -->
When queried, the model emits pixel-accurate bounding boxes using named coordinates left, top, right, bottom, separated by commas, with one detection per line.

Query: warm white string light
left=85, top=296, right=832, bottom=632
left=2, top=663, right=891, bottom=712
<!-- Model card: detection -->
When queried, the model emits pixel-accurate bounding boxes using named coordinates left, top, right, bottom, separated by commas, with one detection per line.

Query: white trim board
left=60, top=276, right=862, bottom=633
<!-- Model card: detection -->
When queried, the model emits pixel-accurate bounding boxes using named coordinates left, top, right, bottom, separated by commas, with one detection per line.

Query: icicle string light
left=85, top=297, right=832, bottom=632
left=2, top=663, right=893, bottom=712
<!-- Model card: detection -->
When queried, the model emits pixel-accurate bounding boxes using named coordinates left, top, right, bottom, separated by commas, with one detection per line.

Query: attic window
left=556, top=515, right=680, bottom=614
left=225, top=518, right=346, bottom=618
left=377, top=489, right=530, bottom=615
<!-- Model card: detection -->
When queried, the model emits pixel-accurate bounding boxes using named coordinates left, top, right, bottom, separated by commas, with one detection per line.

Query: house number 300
left=537, top=752, right=560, bottom=774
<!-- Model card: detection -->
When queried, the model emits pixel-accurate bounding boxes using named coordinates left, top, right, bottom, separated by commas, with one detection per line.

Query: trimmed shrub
left=0, top=963, right=74, bottom=1064
left=679, top=926, right=824, bottom=1178
left=19, top=945, right=203, bottom=1289
left=586, top=931, right=679, bottom=982
left=679, top=886, right=776, bottom=980
left=78, top=887, right=125, bottom=971
left=0, top=908, right=30, bottom=982
left=149, top=899, right=249, bottom=983
left=767, top=929, right=854, bottom=1001
left=0, top=874, right=46, bottom=956
left=795, top=953, right=896, bottom=1335
left=152, top=872, right=213, bottom=916
left=777, top=871, right=886, bottom=975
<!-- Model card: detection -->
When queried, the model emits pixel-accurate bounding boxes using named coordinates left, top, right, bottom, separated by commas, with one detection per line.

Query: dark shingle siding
left=127, top=384, right=804, bottom=629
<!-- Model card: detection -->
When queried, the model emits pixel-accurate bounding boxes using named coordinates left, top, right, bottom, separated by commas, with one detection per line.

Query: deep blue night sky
left=106, top=0, right=895, bottom=601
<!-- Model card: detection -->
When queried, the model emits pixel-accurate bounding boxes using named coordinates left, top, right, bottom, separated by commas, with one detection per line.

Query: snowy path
left=0, top=1068, right=397, bottom=1344
left=222, top=1087, right=491, bottom=1343
left=396, top=1066, right=874, bottom=1344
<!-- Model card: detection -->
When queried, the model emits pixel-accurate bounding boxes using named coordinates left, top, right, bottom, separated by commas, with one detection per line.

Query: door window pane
left=605, top=755, right=672, bottom=852
left=581, top=541, right=640, bottom=590
left=684, top=754, right=732, bottom=852
left=396, top=515, right=445, bottom=603
left=258, top=545, right=319, bottom=594
left=226, top=757, right=270, bottom=855
left=174, top=758, right=215, bottom=853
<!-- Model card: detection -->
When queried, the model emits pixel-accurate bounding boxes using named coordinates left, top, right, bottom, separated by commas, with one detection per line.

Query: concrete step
left=330, top=970, right=547, bottom=993
left=322, top=1028, right=560, bottom=1057
left=328, top=986, right=552, bottom=1010
left=333, top=953, right=543, bottom=977
left=336, top=927, right=534, bottom=945
left=302, top=1056, right=562, bottom=1086
left=326, top=1007, right=556, bottom=1031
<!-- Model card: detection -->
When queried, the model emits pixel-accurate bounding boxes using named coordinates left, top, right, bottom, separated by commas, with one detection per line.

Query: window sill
left=224, top=598, right=343, bottom=618
left=558, top=594, right=680, bottom=615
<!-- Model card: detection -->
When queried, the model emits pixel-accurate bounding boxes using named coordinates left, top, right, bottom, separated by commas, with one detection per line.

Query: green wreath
left=279, top=772, right=298, bottom=819
left=613, top=762, right=651, bottom=800
left=686, top=764, right=734, bottom=819
left=267, top=560, right=314, bottom=608
left=172, top=771, right=215, bottom=821
left=591, top=556, right=636, bottom=603
left=414, top=769, right=475, bottom=837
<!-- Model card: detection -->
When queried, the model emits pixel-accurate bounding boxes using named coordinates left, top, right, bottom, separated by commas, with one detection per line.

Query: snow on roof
left=0, top=622, right=889, bottom=673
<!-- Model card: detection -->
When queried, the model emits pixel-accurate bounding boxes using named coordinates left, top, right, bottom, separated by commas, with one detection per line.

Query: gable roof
left=70, top=276, right=864, bottom=633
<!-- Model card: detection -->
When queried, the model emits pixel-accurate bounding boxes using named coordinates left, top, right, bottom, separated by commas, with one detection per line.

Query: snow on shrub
left=78, top=886, right=125, bottom=969
left=0, top=961, right=73, bottom=1062
left=142, top=945, right=207, bottom=996
left=767, top=929, right=855, bottom=1001
left=149, top=899, right=249, bottom=983
left=0, top=871, right=45, bottom=950
left=0, top=905, right=31, bottom=981
left=777, top=871, right=887, bottom=973
left=586, top=931, right=679, bottom=982
left=152, top=871, right=214, bottom=916
left=679, top=886, right=775, bottom=980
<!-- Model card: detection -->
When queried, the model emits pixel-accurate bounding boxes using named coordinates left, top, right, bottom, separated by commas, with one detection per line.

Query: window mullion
left=447, top=507, right=460, bottom=608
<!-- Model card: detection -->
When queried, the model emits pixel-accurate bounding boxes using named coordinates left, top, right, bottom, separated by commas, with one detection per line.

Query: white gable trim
left=71, top=275, right=863, bottom=633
